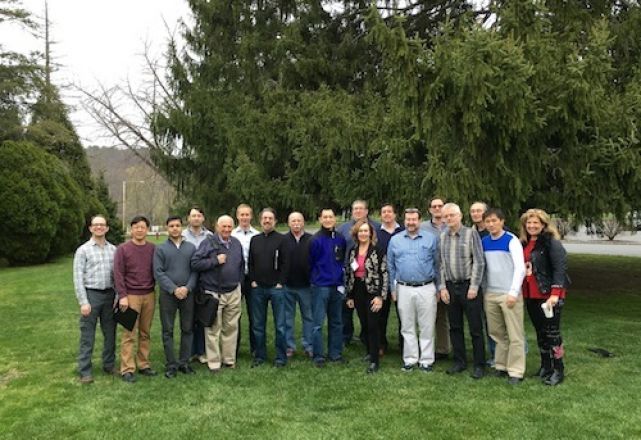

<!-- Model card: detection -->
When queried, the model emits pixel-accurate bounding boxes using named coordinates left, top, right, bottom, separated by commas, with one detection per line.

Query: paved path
left=563, top=242, right=641, bottom=257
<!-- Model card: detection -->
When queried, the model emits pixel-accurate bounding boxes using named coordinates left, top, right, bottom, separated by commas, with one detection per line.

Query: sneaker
left=419, top=364, right=433, bottom=373
left=79, top=375, right=94, bottom=384
left=401, top=364, right=415, bottom=373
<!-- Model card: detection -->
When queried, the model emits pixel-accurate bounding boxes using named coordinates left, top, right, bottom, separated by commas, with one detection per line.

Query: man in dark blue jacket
left=191, top=215, right=244, bottom=373
left=309, top=208, right=347, bottom=367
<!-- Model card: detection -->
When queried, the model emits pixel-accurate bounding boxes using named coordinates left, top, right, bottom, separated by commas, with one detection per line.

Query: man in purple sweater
left=114, top=215, right=157, bottom=383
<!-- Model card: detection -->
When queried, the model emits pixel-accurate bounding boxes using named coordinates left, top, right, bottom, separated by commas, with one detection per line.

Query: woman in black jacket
left=345, top=220, right=388, bottom=373
left=519, top=209, right=569, bottom=386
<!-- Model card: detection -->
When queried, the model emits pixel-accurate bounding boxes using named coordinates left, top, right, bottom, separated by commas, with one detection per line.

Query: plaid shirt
left=73, top=238, right=117, bottom=305
left=438, top=225, right=485, bottom=292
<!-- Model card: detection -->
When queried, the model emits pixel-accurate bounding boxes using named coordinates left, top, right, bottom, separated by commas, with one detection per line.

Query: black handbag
left=194, top=289, right=219, bottom=327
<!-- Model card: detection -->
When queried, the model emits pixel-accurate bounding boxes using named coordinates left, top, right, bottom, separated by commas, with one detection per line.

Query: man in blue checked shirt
left=72, top=215, right=117, bottom=384
left=387, top=208, right=440, bottom=373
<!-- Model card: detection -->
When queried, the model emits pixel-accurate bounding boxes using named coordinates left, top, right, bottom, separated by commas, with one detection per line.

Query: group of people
left=73, top=198, right=569, bottom=386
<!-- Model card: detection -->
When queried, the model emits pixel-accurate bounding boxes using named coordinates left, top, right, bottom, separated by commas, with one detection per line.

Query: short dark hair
left=319, top=208, right=335, bottom=218
left=130, top=215, right=150, bottom=227
left=404, top=208, right=422, bottom=219
left=483, top=208, right=505, bottom=221
left=381, top=203, right=396, bottom=213
left=187, top=206, right=205, bottom=217
left=260, top=207, right=276, bottom=220
left=166, top=215, right=183, bottom=225
left=429, top=197, right=446, bottom=208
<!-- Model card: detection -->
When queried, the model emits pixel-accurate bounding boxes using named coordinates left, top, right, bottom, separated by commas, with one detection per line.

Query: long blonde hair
left=519, top=209, right=560, bottom=242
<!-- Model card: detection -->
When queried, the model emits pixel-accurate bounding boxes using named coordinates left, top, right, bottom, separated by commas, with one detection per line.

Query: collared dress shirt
left=387, top=230, right=440, bottom=291
left=73, top=238, right=117, bottom=306
left=438, top=225, right=485, bottom=292
left=232, top=225, right=259, bottom=274
left=182, top=226, right=213, bottom=249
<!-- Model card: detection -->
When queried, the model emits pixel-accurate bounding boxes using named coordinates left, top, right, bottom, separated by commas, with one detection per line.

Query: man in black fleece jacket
left=248, top=208, right=290, bottom=367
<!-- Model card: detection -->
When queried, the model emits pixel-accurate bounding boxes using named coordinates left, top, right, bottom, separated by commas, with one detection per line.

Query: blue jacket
left=309, top=227, right=346, bottom=287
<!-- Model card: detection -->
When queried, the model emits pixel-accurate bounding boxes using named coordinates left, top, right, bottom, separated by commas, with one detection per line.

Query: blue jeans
left=284, top=286, right=313, bottom=353
left=250, top=286, right=287, bottom=364
left=311, top=286, right=344, bottom=361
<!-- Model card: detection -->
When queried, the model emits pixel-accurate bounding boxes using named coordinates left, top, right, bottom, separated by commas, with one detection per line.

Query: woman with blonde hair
left=519, top=209, right=569, bottom=386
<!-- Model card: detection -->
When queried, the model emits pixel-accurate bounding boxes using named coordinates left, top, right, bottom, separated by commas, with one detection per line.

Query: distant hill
left=86, top=147, right=174, bottom=225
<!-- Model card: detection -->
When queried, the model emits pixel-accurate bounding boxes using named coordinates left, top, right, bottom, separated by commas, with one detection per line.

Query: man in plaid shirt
left=438, top=203, right=487, bottom=379
left=73, top=215, right=117, bottom=384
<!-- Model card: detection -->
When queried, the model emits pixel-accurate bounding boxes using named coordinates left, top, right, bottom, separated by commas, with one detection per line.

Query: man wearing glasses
left=388, top=208, right=440, bottom=372
left=73, top=215, right=117, bottom=384
left=421, top=197, right=451, bottom=361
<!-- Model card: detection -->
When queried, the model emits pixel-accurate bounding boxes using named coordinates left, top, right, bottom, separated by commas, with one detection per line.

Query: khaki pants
left=205, top=285, right=242, bottom=370
left=435, top=301, right=450, bottom=354
left=484, top=292, right=525, bottom=378
left=120, top=292, right=155, bottom=374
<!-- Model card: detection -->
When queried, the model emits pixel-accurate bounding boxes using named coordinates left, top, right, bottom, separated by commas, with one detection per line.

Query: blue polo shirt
left=387, top=229, right=440, bottom=290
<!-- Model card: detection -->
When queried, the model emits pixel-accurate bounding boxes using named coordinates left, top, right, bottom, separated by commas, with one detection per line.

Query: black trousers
left=526, top=298, right=564, bottom=372
left=160, top=291, right=194, bottom=369
left=353, top=279, right=381, bottom=364
left=446, top=280, right=485, bottom=368
left=237, top=274, right=256, bottom=355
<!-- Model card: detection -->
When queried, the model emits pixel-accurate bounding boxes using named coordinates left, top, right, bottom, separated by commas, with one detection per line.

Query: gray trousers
left=78, top=288, right=116, bottom=377
left=159, top=291, right=195, bottom=370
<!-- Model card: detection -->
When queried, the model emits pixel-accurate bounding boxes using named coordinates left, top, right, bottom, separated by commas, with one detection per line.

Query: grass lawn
left=1, top=254, right=640, bottom=439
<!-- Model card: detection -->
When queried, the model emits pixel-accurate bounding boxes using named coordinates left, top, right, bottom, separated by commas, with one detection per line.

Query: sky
left=1, top=0, right=191, bottom=146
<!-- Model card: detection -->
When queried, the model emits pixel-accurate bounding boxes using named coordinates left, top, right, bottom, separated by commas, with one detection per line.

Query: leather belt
left=397, top=279, right=433, bottom=287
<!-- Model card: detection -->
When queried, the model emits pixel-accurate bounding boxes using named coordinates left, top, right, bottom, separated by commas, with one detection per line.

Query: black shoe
left=418, top=364, right=433, bottom=373
left=314, top=359, right=326, bottom=368
left=102, top=366, right=116, bottom=375
left=367, top=363, right=379, bottom=374
left=401, top=364, right=415, bottom=373
left=435, top=352, right=449, bottom=361
left=139, top=368, right=157, bottom=377
left=178, top=365, right=195, bottom=375
left=533, top=367, right=554, bottom=379
left=544, top=370, right=564, bottom=386
left=209, top=368, right=221, bottom=375
left=362, top=354, right=371, bottom=363
left=164, top=368, right=177, bottom=379
left=274, top=361, right=287, bottom=368
left=446, top=364, right=466, bottom=375
left=507, top=376, right=523, bottom=385
left=494, top=369, right=508, bottom=378
left=121, top=372, right=136, bottom=383
left=329, top=357, right=348, bottom=364
left=471, top=367, right=485, bottom=379
left=251, top=359, right=265, bottom=368
left=79, top=375, right=94, bottom=384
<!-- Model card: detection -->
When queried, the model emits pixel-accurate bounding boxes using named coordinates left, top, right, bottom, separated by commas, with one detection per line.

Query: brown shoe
left=79, top=375, right=94, bottom=384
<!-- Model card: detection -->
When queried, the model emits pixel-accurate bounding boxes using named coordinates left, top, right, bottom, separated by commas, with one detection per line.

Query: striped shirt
left=72, top=238, right=117, bottom=306
left=438, top=225, right=485, bottom=292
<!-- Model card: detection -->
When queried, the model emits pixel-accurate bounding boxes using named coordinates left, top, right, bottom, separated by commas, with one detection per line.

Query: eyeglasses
left=91, top=223, right=107, bottom=227
left=404, top=208, right=421, bottom=215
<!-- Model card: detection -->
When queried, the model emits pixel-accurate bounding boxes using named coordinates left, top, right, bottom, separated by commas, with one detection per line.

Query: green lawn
left=1, top=254, right=640, bottom=439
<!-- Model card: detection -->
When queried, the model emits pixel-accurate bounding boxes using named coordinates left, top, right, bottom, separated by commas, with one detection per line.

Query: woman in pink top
left=345, top=220, right=388, bottom=373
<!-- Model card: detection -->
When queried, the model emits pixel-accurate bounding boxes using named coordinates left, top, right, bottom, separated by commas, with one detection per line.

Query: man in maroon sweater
left=114, top=215, right=157, bottom=383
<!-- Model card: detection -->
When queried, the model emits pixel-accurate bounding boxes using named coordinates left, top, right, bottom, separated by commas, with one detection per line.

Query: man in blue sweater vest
left=309, top=208, right=348, bottom=367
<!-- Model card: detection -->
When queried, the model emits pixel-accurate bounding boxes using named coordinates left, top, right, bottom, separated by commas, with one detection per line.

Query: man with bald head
left=283, top=212, right=313, bottom=358
left=191, top=215, right=245, bottom=373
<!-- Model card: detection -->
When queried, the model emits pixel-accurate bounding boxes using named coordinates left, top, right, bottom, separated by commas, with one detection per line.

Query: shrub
left=0, top=141, right=84, bottom=264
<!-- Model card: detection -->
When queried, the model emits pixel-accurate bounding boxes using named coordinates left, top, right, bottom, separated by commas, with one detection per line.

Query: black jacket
left=191, top=234, right=244, bottom=293
left=524, top=232, right=570, bottom=295
left=283, top=231, right=311, bottom=287
left=345, top=245, right=388, bottom=300
left=249, top=230, right=290, bottom=287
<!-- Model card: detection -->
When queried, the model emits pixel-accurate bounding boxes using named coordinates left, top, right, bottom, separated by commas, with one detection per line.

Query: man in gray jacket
left=154, top=215, right=198, bottom=378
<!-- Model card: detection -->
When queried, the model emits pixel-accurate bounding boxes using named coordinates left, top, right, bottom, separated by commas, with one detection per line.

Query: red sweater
left=114, top=241, right=156, bottom=298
